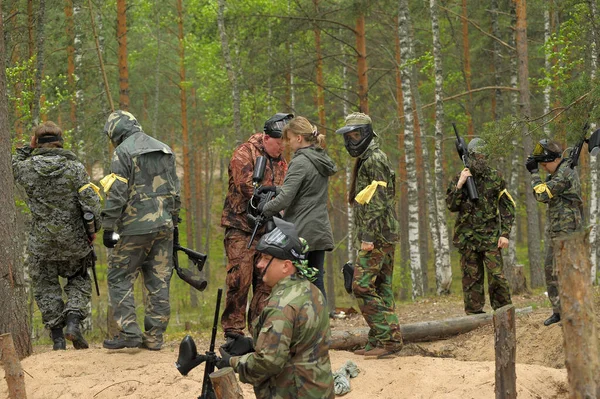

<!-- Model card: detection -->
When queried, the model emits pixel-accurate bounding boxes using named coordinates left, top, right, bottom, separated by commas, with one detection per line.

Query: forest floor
left=3, top=289, right=595, bottom=399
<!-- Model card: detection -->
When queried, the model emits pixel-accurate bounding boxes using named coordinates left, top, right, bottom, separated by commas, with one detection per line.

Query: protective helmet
left=532, top=139, right=561, bottom=163
left=104, top=110, right=143, bottom=146
left=335, top=112, right=375, bottom=157
left=467, top=137, right=486, bottom=155
left=264, top=113, right=294, bottom=138
left=256, top=217, right=317, bottom=281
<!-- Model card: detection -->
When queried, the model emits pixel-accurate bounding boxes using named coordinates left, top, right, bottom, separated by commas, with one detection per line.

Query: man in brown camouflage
left=526, top=139, right=583, bottom=326
left=12, top=121, right=102, bottom=350
left=217, top=218, right=334, bottom=398
left=220, top=113, right=290, bottom=336
left=100, top=110, right=181, bottom=350
left=446, top=138, right=515, bottom=315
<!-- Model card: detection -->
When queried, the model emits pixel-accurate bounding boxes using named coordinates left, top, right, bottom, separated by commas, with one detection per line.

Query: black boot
left=50, top=328, right=66, bottom=350
left=544, top=312, right=561, bottom=326
left=103, top=335, right=142, bottom=350
left=65, top=313, right=89, bottom=349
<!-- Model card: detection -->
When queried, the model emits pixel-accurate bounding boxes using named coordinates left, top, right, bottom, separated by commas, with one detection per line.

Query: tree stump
left=505, top=263, right=529, bottom=295
left=0, top=333, right=27, bottom=399
left=554, top=231, right=600, bottom=398
left=493, top=305, right=516, bottom=399
left=209, top=367, right=244, bottom=399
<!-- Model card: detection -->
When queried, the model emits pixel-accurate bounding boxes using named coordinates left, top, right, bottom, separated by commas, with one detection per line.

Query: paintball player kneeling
left=216, top=217, right=335, bottom=399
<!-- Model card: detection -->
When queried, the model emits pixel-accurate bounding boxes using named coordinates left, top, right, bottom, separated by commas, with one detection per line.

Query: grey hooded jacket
left=262, top=146, right=337, bottom=251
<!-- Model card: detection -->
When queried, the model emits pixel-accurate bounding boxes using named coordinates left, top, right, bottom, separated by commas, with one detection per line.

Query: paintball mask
left=532, top=139, right=561, bottom=163
left=264, top=113, right=294, bottom=138
left=256, top=217, right=316, bottom=281
left=336, top=112, right=375, bottom=157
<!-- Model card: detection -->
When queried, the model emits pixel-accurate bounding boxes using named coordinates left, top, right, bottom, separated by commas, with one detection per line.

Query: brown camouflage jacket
left=221, top=133, right=287, bottom=233
left=231, top=274, right=335, bottom=398
left=530, top=158, right=583, bottom=238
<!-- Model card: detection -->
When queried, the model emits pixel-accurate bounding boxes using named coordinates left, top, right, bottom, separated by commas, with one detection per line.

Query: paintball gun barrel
left=452, top=123, right=478, bottom=201
left=82, top=212, right=100, bottom=296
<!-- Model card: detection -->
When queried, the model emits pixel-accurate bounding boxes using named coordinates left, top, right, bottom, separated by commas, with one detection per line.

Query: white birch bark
left=429, top=0, right=451, bottom=294
left=398, top=0, right=423, bottom=298
left=543, top=7, right=551, bottom=137
left=341, top=31, right=354, bottom=263
left=217, top=0, right=242, bottom=141
left=152, top=0, right=161, bottom=134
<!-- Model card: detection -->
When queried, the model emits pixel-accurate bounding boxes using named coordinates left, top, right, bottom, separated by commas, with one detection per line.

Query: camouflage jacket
left=231, top=274, right=334, bottom=399
left=446, top=165, right=515, bottom=252
left=530, top=158, right=583, bottom=239
left=101, top=131, right=180, bottom=235
left=351, top=141, right=399, bottom=245
left=221, top=133, right=287, bottom=233
left=12, top=146, right=102, bottom=260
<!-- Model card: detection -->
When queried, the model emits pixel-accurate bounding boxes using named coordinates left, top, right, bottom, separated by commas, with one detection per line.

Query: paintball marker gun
left=247, top=156, right=275, bottom=248
left=82, top=212, right=100, bottom=296
left=452, top=123, right=478, bottom=201
left=175, top=288, right=223, bottom=399
left=173, top=224, right=208, bottom=292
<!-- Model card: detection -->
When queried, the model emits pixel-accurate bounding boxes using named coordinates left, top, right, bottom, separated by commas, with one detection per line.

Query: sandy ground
left=1, top=293, right=577, bottom=398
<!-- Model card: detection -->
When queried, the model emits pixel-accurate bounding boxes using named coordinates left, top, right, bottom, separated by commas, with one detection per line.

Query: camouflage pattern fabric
left=220, top=133, right=287, bottom=335
left=107, top=230, right=173, bottom=345
left=351, top=141, right=399, bottom=245
left=446, top=163, right=515, bottom=314
left=221, top=228, right=271, bottom=335
left=230, top=275, right=334, bottom=399
left=446, top=166, right=515, bottom=252
left=352, top=244, right=403, bottom=350
left=30, top=253, right=93, bottom=329
left=221, top=133, right=287, bottom=233
left=460, top=248, right=512, bottom=313
left=101, top=127, right=180, bottom=236
left=530, top=158, right=583, bottom=313
left=12, top=146, right=102, bottom=260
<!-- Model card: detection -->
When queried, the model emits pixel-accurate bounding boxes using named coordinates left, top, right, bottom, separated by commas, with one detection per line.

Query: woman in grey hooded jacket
left=259, top=116, right=337, bottom=299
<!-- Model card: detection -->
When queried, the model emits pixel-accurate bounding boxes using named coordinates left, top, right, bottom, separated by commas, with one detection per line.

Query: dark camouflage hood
left=104, top=110, right=143, bottom=146
left=30, top=148, right=79, bottom=178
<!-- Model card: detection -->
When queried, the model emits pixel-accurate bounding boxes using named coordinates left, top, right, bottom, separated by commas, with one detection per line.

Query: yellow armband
left=100, top=173, right=128, bottom=193
left=78, top=182, right=102, bottom=199
left=498, top=189, right=516, bottom=207
left=533, top=183, right=553, bottom=199
left=355, top=181, right=387, bottom=205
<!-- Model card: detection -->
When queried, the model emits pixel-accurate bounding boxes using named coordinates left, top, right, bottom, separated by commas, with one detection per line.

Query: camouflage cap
left=336, top=112, right=377, bottom=137
left=104, top=110, right=143, bottom=145
left=467, top=137, right=486, bottom=155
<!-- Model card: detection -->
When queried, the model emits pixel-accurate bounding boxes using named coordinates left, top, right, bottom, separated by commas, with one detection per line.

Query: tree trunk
left=460, top=0, right=474, bottom=137
left=0, top=4, right=32, bottom=357
left=117, top=0, right=129, bottom=110
left=429, top=0, right=452, bottom=295
left=355, top=11, right=368, bottom=113
left=217, top=0, right=241, bottom=142
left=494, top=305, right=516, bottom=399
left=554, top=231, right=600, bottom=398
left=209, top=367, right=243, bottom=399
left=0, top=334, right=27, bottom=399
left=394, top=17, right=409, bottom=300
left=88, top=0, right=114, bottom=112
left=31, top=0, right=45, bottom=126
left=515, top=0, right=543, bottom=288
left=152, top=0, right=161, bottom=133
left=398, top=0, right=423, bottom=299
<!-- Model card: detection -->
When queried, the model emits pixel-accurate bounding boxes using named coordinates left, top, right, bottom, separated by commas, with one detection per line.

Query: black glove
left=103, top=230, right=118, bottom=249
left=525, top=156, right=538, bottom=173
left=257, top=186, right=277, bottom=195
left=215, top=347, right=232, bottom=369
left=257, top=198, right=269, bottom=213
left=221, top=332, right=254, bottom=356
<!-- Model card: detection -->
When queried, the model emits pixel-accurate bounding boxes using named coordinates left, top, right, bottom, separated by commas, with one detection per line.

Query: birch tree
left=117, top=0, right=129, bottom=110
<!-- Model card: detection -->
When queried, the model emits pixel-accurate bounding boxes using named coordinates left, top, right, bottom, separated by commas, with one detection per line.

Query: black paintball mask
left=336, top=124, right=374, bottom=158
left=532, top=139, right=561, bottom=163
left=264, top=113, right=294, bottom=138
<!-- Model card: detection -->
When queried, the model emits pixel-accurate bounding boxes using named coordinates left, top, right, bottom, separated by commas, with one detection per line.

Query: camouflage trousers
left=107, top=229, right=173, bottom=345
left=460, top=248, right=512, bottom=314
left=352, top=243, right=403, bottom=350
left=30, top=252, right=93, bottom=329
left=544, top=241, right=561, bottom=313
left=221, top=228, right=271, bottom=336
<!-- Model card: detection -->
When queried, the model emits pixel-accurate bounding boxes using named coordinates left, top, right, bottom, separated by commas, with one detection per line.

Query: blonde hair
left=282, top=116, right=326, bottom=148
left=34, top=121, right=63, bottom=148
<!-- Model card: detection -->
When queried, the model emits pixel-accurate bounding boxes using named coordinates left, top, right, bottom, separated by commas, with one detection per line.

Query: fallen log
left=330, top=307, right=532, bottom=351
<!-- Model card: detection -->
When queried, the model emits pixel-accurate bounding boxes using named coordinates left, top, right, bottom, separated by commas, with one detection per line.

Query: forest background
left=2, top=0, right=600, bottom=356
